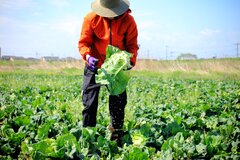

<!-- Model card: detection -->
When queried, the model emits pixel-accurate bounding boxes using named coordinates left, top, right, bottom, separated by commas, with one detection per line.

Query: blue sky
left=0, top=0, right=240, bottom=60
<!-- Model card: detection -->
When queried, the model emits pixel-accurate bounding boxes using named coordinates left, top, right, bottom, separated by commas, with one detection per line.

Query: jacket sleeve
left=125, top=16, right=139, bottom=67
left=78, top=15, right=93, bottom=61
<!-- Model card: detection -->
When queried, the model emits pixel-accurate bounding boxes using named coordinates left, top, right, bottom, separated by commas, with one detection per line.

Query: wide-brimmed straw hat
left=91, top=0, right=130, bottom=17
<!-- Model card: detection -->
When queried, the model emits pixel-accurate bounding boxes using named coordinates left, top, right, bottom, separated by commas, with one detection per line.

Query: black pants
left=82, top=66, right=127, bottom=129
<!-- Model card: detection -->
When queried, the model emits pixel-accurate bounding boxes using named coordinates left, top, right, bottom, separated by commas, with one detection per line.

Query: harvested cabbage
left=96, top=45, right=132, bottom=95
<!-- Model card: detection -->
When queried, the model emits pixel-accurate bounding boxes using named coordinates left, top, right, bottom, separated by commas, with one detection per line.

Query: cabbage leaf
left=96, top=45, right=132, bottom=95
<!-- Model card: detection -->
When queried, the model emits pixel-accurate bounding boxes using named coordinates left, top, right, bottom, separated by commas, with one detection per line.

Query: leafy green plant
left=96, top=45, right=132, bottom=95
left=0, top=71, right=239, bottom=159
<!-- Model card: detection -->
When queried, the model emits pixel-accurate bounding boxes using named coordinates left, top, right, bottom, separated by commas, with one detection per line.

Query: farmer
left=78, top=0, right=138, bottom=145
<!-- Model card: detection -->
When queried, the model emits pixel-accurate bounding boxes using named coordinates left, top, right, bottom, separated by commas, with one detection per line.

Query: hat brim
left=91, top=0, right=130, bottom=17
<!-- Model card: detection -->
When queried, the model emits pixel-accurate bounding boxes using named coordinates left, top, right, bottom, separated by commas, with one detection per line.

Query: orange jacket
left=78, top=10, right=139, bottom=68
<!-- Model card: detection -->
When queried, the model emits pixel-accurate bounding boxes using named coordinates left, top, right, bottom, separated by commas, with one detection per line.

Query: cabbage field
left=0, top=69, right=240, bottom=159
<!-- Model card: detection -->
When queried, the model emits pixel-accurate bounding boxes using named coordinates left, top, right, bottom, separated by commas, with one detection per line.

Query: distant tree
left=177, top=53, right=197, bottom=60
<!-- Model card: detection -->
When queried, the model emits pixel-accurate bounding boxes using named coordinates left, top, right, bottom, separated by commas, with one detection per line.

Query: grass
left=132, top=70, right=240, bottom=80
left=135, top=58, right=240, bottom=73
left=0, top=58, right=240, bottom=80
left=133, top=58, right=240, bottom=80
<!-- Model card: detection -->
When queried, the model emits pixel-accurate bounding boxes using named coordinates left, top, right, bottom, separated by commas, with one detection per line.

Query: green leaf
left=163, top=121, right=184, bottom=137
left=36, top=120, right=55, bottom=139
left=174, top=132, right=185, bottom=144
left=96, top=45, right=132, bottom=95
left=0, top=109, right=4, bottom=120
left=82, top=126, right=97, bottom=142
left=14, top=115, right=30, bottom=126
left=185, top=116, right=197, bottom=128
left=131, top=133, right=147, bottom=146
left=183, top=142, right=195, bottom=155
left=97, top=135, right=105, bottom=147
left=122, top=146, right=148, bottom=160
left=161, top=138, right=173, bottom=151
left=31, top=138, right=59, bottom=159
left=21, top=139, right=30, bottom=155
left=0, top=143, right=15, bottom=154
left=56, top=133, right=80, bottom=159
left=231, top=139, right=239, bottom=153
left=196, top=143, right=207, bottom=155
left=9, top=131, right=26, bottom=146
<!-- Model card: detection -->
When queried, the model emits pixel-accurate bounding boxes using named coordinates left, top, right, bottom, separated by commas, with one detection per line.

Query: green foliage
left=96, top=45, right=132, bottom=95
left=0, top=71, right=240, bottom=159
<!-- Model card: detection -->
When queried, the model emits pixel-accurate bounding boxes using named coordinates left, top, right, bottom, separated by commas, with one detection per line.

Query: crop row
left=0, top=73, right=239, bottom=159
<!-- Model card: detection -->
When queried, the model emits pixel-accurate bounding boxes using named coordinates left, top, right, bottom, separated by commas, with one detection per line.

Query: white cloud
left=200, top=28, right=221, bottom=36
left=136, top=19, right=166, bottom=43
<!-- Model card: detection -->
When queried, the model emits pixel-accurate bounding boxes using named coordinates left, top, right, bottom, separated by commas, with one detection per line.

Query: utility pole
left=236, top=43, right=240, bottom=57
